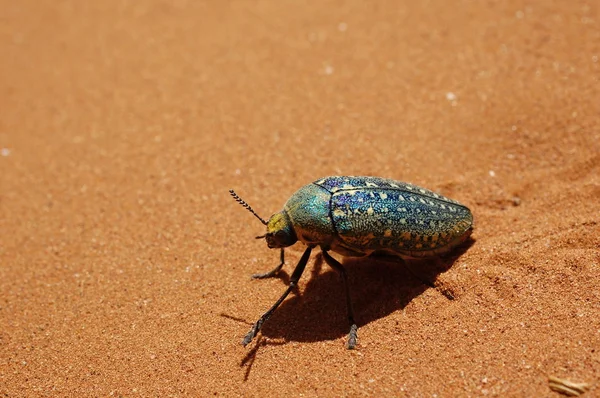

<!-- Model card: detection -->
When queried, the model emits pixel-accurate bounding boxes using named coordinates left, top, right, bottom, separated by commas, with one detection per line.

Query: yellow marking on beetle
left=317, top=179, right=326, bottom=184
left=331, top=187, right=340, bottom=193
left=405, top=185, right=414, bottom=190
left=400, top=218, right=407, bottom=224
left=266, top=212, right=289, bottom=234
left=409, top=196, right=416, bottom=202
left=379, top=192, right=388, bottom=200
left=419, top=189, right=426, bottom=194
left=440, top=204, right=446, bottom=209
left=419, top=198, right=426, bottom=204
left=398, top=194, right=405, bottom=201
left=366, top=182, right=379, bottom=187
left=367, top=207, right=374, bottom=215
left=430, top=221, right=436, bottom=228
left=383, top=207, right=389, bottom=212
left=390, top=183, right=400, bottom=188
left=333, top=208, right=346, bottom=218
left=342, top=184, right=355, bottom=190
left=398, top=207, right=407, bottom=212
left=358, top=197, right=364, bottom=202
left=384, top=229, right=392, bottom=237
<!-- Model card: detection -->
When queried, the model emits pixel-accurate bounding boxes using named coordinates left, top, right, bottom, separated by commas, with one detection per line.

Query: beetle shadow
left=250, top=237, right=474, bottom=345
left=239, top=336, right=286, bottom=381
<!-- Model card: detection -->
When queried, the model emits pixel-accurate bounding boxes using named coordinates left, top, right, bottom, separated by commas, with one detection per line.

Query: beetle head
left=264, top=211, right=297, bottom=248
left=229, top=189, right=297, bottom=249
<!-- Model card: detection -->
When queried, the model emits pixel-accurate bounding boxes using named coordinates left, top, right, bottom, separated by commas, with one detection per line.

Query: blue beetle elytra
left=230, top=176, right=473, bottom=349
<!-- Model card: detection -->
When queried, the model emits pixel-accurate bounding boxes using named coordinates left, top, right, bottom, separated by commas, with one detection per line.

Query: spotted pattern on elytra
left=316, top=176, right=462, bottom=205
left=313, top=176, right=472, bottom=257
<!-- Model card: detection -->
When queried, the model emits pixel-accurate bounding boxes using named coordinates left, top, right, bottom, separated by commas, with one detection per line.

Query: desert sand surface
left=1, top=1, right=599, bottom=396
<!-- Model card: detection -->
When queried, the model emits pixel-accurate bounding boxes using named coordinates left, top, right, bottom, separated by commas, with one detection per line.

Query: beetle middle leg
left=252, top=248, right=285, bottom=279
left=322, top=250, right=358, bottom=350
left=242, top=246, right=313, bottom=347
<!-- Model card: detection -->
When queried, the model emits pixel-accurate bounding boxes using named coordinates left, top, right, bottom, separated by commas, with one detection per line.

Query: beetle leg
left=251, top=248, right=285, bottom=279
left=242, top=246, right=313, bottom=347
left=322, top=250, right=358, bottom=350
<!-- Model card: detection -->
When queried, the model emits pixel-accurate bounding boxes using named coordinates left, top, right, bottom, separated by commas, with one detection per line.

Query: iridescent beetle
left=230, top=176, right=473, bottom=349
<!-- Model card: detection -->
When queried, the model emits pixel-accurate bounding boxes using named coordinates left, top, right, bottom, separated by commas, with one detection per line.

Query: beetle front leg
left=252, top=248, right=285, bottom=279
left=322, top=250, right=358, bottom=350
left=243, top=246, right=313, bottom=346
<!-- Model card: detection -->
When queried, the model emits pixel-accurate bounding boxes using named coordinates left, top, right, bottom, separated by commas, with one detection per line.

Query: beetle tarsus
left=251, top=269, right=280, bottom=279
left=242, top=320, right=264, bottom=347
left=252, top=249, right=285, bottom=279
left=347, top=324, right=358, bottom=349
left=243, top=315, right=267, bottom=346
left=242, top=324, right=259, bottom=346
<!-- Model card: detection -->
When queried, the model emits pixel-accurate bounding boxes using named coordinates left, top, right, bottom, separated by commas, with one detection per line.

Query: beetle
left=230, top=176, right=473, bottom=349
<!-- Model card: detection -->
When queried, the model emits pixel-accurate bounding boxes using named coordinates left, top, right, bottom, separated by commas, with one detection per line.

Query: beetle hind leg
left=322, top=250, right=358, bottom=350
left=252, top=249, right=285, bottom=279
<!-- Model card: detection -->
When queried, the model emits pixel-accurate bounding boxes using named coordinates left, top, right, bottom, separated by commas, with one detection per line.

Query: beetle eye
left=275, top=230, right=287, bottom=238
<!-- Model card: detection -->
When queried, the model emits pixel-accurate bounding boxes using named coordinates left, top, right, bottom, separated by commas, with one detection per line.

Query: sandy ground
left=1, top=0, right=599, bottom=396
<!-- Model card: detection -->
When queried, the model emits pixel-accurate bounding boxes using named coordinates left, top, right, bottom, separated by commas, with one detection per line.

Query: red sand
left=1, top=1, right=599, bottom=396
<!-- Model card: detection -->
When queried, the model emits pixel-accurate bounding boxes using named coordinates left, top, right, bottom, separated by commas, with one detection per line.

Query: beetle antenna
left=229, top=190, right=268, bottom=225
